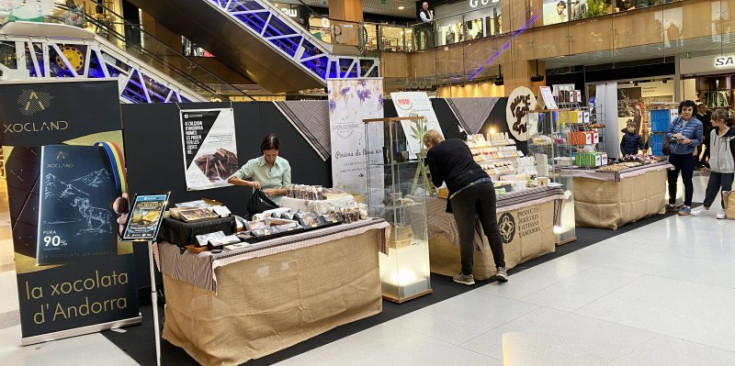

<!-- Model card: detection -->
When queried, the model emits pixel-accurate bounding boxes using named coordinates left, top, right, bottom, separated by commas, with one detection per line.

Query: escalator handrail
left=56, top=1, right=255, bottom=101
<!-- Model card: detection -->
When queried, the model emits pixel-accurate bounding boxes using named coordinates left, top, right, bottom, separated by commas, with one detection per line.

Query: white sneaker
left=690, top=207, right=708, bottom=216
left=716, top=210, right=727, bottom=219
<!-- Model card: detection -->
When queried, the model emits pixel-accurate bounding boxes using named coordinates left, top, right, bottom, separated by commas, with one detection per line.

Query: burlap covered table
left=427, top=187, right=563, bottom=280
left=157, top=220, right=389, bottom=366
left=566, top=163, right=671, bottom=230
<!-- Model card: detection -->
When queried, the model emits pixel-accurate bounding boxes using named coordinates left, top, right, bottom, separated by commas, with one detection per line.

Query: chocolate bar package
left=36, top=145, right=118, bottom=265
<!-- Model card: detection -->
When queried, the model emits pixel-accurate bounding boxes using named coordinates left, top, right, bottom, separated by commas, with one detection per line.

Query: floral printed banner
left=327, top=79, right=384, bottom=197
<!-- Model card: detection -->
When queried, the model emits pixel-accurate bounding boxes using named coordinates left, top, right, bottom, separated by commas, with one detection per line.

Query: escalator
left=0, top=0, right=255, bottom=103
left=127, top=0, right=380, bottom=92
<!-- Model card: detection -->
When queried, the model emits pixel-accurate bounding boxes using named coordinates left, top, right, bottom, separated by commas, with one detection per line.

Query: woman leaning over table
left=227, top=133, right=291, bottom=205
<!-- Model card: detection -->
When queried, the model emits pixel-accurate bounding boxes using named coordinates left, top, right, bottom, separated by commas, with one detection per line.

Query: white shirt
left=420, top=9, right=433, bottom=22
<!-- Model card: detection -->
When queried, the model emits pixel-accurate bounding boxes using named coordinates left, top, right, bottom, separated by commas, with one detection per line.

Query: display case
left=526, top=110, right=577, bottom=245
left=363, top=116, right=432, bottom=303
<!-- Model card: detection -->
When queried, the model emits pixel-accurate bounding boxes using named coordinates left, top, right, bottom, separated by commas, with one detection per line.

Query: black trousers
left=449, top=181, right=505, bottom=276
left=703, top=171, right=734, bottom=209
left=668, top=153, right=695, bottom=206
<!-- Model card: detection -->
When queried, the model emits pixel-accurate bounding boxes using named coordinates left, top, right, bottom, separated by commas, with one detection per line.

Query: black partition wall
left=122, top=102, right=331, bottom=217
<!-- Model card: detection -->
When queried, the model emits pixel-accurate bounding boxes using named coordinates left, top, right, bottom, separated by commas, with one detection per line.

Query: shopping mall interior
left=1, top=0, right=735, bottom=365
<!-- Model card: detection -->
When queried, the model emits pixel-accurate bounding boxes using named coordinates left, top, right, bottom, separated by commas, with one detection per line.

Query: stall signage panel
left=0, top=80, right=139, bottom=344
left=179, top=108, right=238, bottom=191
left=390, top=91, right=443, bottom=158
left=328, top=79, right=384, bottom=197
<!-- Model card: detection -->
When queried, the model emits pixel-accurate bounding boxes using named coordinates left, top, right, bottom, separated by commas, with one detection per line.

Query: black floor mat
left=102, top=209, right=687, bottom=366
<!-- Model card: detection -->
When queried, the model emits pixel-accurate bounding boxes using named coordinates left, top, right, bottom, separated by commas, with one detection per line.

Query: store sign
left=469, top=0, right=499, bottom=8
left=279, top=7, right=298, bottom=18
left=714, top=55, right=735, bottom=67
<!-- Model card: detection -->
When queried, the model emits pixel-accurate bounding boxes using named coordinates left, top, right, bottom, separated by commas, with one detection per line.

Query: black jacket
left=425, top=138, right=489, bottom=212
left=620, top=132, right=645, bottom=155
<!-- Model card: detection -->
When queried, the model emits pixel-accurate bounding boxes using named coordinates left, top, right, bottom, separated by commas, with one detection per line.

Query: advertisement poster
left=0, top=79, right=139, bottom=344
left=121, top=193, right=169, bottom=241
left=179, top=108, right=238, bottom=191
left=543, top=0, right=568, bottom=25
left=390, top=91, right=444, bottom=159
left=36, top=145, right=119, bottom=265
left=327, top=79, right=384, bottom=196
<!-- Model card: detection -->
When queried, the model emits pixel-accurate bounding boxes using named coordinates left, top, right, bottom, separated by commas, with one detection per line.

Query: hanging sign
left=179, top=108, right=239, bottom=191
left=506, top=86, right=538, bottom=141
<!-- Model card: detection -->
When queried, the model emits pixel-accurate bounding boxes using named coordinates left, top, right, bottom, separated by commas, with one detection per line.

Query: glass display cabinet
left=363, top=116, right=432, bottom=303
left=526, top=110, right=577, bottom=245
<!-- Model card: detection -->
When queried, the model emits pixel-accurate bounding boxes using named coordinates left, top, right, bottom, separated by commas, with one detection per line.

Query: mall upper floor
left=2, top=0, right=733, bottom=97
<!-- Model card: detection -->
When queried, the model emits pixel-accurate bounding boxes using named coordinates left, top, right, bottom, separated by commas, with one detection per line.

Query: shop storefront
left=433, top=0, right=502, bottom=47
left=680, top=53, right=735, bottom=108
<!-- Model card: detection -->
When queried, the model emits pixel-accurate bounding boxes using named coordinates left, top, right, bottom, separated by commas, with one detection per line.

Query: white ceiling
left=275, top=0, right=419, bottom=19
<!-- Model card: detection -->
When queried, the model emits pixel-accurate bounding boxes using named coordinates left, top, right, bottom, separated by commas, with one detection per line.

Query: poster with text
left=179, top=108, right=238, bottom=191
left=390, top=92, right=444, bottom=159
left=328, top=79, right=384, bottom=198
left=0, top=79, right=139, bottom=345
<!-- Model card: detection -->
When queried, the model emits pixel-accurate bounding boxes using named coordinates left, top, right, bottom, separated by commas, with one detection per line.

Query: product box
left=575, top=152, right=603, bottom=167
left=569, top=111, right=584, bottom=124
left=601, top=152, right=608, bottom=165
left=583, top=111, right=590, bottom=123
left=569, top=131, right=594, bottom=145
left=591, top=130, right=600, bottom=144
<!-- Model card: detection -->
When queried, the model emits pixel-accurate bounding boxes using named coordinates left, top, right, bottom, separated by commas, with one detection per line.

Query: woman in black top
left=423, top=130, right=508, bottom=285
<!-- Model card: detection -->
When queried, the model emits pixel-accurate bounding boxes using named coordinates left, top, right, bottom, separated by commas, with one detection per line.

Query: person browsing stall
left=666, top=100, right=703, bottom=216
left=691, top=109, right=735, bottom=219
left=423, top=130, right=508, bottom=286
left=227, top=134, right=291, bottom=205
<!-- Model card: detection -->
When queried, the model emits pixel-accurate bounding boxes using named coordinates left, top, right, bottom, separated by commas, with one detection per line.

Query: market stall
left=563, top=161, right=672, bottom=230
left=427, top=186, right=566, bottom=280
left=156, top=218, right=389, bottom=366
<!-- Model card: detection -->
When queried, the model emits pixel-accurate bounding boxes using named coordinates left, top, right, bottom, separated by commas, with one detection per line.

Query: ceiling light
left=398, top=6, right=405, bottom=10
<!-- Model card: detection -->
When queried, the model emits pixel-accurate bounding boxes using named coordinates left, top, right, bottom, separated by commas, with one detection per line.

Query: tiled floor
left=1, top=176, right=734, bottom=365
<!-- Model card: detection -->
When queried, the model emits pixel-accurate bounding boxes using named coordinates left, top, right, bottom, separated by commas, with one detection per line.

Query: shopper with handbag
left=666, top=100, right=704, bottom=216
left=423, top=130, right=508, bottom=286
left=691, top=109, right=735, bottom=219
left=228, top=134, right=291, bottom=205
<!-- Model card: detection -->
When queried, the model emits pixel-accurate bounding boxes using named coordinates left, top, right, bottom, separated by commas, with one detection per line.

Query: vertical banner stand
left=146, top=240, right=162, bottom=366
left=121, top=193, right=170, bottom=366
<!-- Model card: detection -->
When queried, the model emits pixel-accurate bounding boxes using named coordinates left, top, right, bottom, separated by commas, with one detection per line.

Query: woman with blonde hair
left=423, top=129, right=507, bottom=285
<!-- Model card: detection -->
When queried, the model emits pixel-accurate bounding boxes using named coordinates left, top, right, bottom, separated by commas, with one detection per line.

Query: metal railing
left=47, top=0, right=254, bottom=100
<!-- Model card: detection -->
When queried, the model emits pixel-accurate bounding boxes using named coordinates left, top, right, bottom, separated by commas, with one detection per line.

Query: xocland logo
left=18, top=89, right=53, bottom=116
left=396, top=97, right=413, bottom=110
left=498, top=212, right=516, bottom=244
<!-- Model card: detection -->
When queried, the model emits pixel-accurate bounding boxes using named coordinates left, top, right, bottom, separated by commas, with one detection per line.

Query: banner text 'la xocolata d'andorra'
left=0, top=80, right=139, bottom=345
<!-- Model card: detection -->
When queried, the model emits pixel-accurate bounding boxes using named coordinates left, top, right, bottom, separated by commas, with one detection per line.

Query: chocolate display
left=194, top=148, right=239, bottom=182
left=286, top=185, right=347, bottom=200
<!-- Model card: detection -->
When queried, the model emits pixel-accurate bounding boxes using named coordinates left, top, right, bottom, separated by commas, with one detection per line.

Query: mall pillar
left=501, top=60, right=546, bottom=97
left=329, top=0, right=363, bottom=22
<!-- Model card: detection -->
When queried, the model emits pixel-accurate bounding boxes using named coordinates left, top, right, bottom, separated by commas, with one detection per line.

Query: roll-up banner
left=0, top=79, right=140, bottom=345
left=327, top=79, right=384, bottom=198
left=179, top=108, right=238, bottom=191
